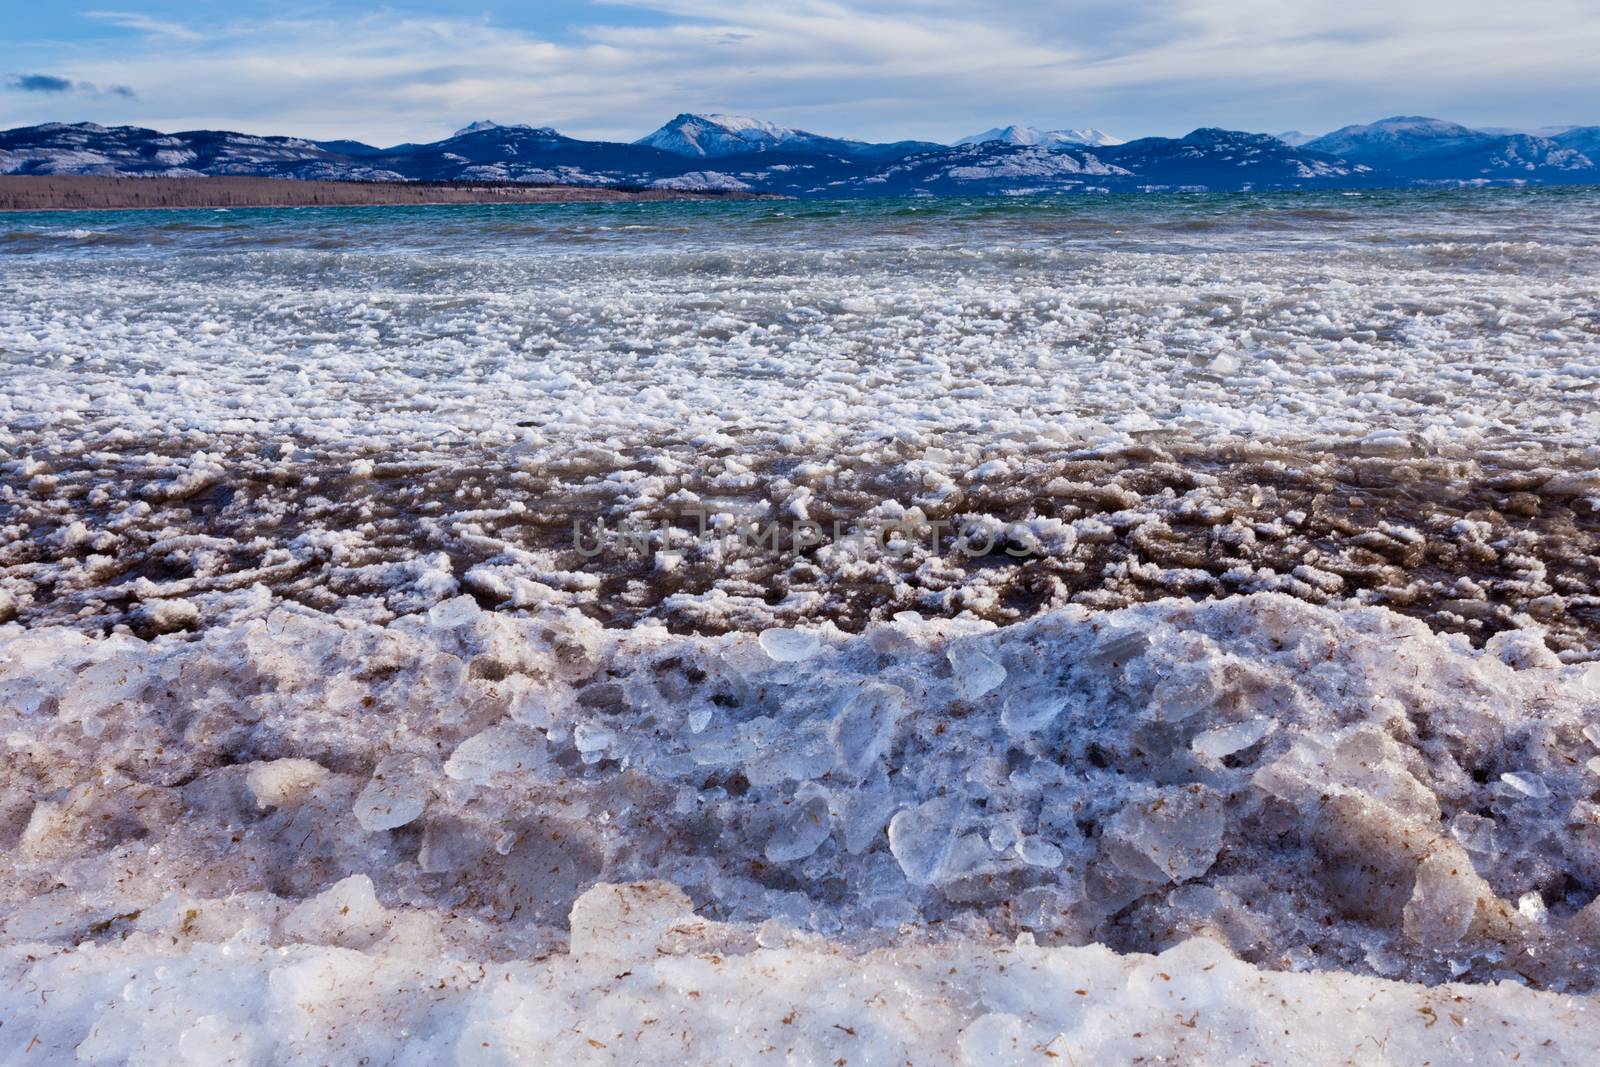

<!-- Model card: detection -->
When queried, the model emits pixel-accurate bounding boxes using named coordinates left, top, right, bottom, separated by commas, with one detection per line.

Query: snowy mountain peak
left=955, top=125, right=1123, bottom=149
left=1304, top=116, right=1480, bottom=158
left=1299, top=116, right=1597, bottom=177
left=636, top=113, right=810, bottom=157
left=698, top=114, right=793, bottom=136
left=450, top=120, right=534, bottom=138
left=1365, top=116, right=1478, bottom=136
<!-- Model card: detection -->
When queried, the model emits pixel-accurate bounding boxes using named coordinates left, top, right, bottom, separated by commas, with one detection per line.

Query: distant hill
left=955, top=125, right=1123, bottom=148
left=1303, top=116, right=1595, bottom=181
left=1108, top=128, right=1370, bottom=187
left=636, top=113, right=940, bottom=161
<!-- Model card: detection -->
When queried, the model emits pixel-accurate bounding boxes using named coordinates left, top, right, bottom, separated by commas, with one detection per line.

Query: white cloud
left=82, top=10, right=207, bottom=42
left=3, top=2, right=1598, bottom=144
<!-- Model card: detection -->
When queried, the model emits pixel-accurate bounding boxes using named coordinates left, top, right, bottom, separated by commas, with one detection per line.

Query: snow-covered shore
left=5, top=880, right=1592, bottom=1065
left=3, top=592, right=1600, bottom=1061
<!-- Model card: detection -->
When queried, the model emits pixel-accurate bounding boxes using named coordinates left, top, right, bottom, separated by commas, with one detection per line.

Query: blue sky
left=4, top=2, right=1598, bottom=145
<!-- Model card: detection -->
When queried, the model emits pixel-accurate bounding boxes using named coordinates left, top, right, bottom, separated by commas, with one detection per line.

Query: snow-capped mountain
left=1553, top=126, right=1600, bottom=156
left=0, top=122, right=403, bottom=181
left=1475, top=125, right=1580, bottom=138
left=1304, top=116, right=1594, bottom=179
left=853, top=142, right=1130, bottom=195
left=1107, top=128, right=1371, bottom=187
left=451, top=120, right=532, bottom=138
left=1304, top=116, right=1486, bottom=161
left=955, top=125, right=1124, bottom=148
left=635, top=113, right=938, bottom=160
left=1273, top=131, right=1313, bottom=147
left=638, top=114, right=803, bottom=156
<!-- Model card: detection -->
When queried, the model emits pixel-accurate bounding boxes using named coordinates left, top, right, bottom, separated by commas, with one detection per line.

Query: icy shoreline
left=3, top=880, right=1593, bottom=1065
left=6, top=434, right=1600, bottom=656
left=3, top=591, right=1600, bottom=1062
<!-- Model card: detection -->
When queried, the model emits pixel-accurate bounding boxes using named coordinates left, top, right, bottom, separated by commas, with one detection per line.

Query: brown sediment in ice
left=3, top=432, right=1597, bottom=655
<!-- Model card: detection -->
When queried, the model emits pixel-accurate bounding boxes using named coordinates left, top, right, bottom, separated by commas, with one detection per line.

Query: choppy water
left=6, top=185, right=1600, bottom=256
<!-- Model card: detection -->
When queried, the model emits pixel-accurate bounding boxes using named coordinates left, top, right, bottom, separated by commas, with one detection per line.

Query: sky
left=3, top=1, right=1598, bottom=146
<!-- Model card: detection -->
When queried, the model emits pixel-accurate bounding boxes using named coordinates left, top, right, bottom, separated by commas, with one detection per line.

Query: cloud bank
left=1, top=1, right=1596, bottom=144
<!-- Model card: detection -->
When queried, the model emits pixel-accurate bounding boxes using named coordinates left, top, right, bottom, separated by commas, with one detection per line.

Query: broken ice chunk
left=948, top=642, right=1006, bottom=700
left=353, top=754, right=433, bottom=832
left=840, top=768, right=898, bottom=855
left=245, top=758, right=330, bottom=809
left=758, top=627, right=820, bottom=663
left=59, top=652, right=152, bottom=736
left=765, top=788, right=832, bottom=863
left=888, top=795, right=962, bottom=885
left=443, top=725, right=550, bottom=785
left=1403, top=846, right=1488, bottom=948
left=830, top=684, right=906, bottom=777
left=1086, top=629, right=1150, bottom=669
left=426, top=594, right=481, bottom=630
left=573, top=721, right=617, bottom=763
left=282, top=874, right=391, bottom=949
left=1000, top=686, right=1068, bottom=735
left=1584, top=724, right=1600, bottom=748
left=1017, top=835, right=1064, bottom=869
left=1448, top=812, right=1501, bottom=855
left=1102, top=786, right=1225, bottom=883
left=568, top=881, right=695, bottom=964
left=1499, top=771, right=1551, bottom=799
left=988, top=813, right=1022, bottom=853
left=1191, top=717, right=1274, bottom=761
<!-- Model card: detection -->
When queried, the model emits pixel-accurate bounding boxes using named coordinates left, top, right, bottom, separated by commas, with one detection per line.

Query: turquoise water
left=4, top=185, right=1600, bottom=259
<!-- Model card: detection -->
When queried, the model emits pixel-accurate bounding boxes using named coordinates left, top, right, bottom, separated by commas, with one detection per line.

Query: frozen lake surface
left=2, top=189, right=1599, bottom=1062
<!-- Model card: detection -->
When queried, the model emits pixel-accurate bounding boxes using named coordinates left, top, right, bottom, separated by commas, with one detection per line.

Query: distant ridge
left=635, top=113, right=939, bottom=160
left=2, top=114, right=1596, bottom=197
left=955, top=125, right=1123, bottom=148
left=1303, top=116, right=1595, bottom=179
left=450, top=119, right=533, bottom=138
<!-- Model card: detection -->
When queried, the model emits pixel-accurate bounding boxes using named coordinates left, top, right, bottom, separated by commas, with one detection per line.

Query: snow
left=4, top=882, right=1592, bottom=1065
left=942, top=145, right=1128, bottom=179
left=956, top=124, right=1125, bottom=148
left=1308, top=115, right=1484, bottom=158
left=637, top=113, right=813, bottom=157
left=648, top=170, right=752, bottom=191
left=450, top=119, right=534, bottom=138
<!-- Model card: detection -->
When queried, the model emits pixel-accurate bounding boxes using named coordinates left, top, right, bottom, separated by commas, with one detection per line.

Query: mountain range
left=2, top=113, right=1596, bottom=198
